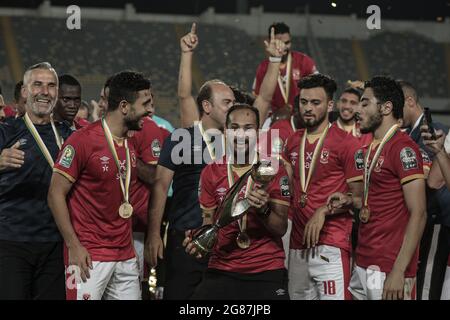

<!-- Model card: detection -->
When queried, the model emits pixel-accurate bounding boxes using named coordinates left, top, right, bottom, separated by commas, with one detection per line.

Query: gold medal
left=299, top=192, right=308, bottom=208
left=119, top=202, right=133, bottom=219
left=102, top=118, right=133, bottom=219
left=236, top=231, right=251, bottom=249
left=359, top=206, right=370, bottom=224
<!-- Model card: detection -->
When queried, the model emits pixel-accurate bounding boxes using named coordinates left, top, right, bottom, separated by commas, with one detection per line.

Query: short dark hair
left=342, top=87, right=362, bottom=100
left=364, top=76, right=404, bottom=120
left=58, top=74, right=81, bottom=89
left=196, top=79, right=227, bottom=117
left=268, top=22, right=290, bottom=37
left=230, top=86, right=255, bottom=106
left=104, top=75, right=114, bottom=91
left=298, top=74, right=337, bottom=101
left=226, top=103, right=260, bottom=129
left=14, top=80, right=23, bottom=102
left=397, top=80, right=419, bottom=103
left=0, top=83, right=2, bottom=95
left=107, top=71, right=151, bottom=112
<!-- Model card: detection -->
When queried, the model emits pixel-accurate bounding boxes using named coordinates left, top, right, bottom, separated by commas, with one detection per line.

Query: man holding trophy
left=183, top=103, right=291, bottom=300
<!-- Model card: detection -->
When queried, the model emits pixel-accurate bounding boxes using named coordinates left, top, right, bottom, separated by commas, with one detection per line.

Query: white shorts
left=441, top=266, right=450, bottom=300
left=288, top=245, right=351, bottom=300
left=281, top=218, right=292, bottom=269
left=65, top=257, right=141, bottom=300
left=349, top=265, right=416, bottom=300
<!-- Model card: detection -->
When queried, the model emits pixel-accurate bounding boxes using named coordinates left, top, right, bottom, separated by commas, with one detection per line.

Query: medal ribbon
left=277, top=53, right=292, bottom=105
left=362, top=124, right=398, bottom=207
left=199, top=121, right=224, bottom=161
left=101, top=117, right=131, bottom=204
left=290, top=115, right=296, bottom=131
left=299, top=124, right=330, bottom=195
left=23, top=112, right=63, bottom=167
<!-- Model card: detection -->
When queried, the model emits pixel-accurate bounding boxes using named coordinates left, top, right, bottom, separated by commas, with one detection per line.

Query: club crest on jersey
left=59, top=145, right=75, bottom=168
left=279, top=176, right=290, bottom=197
left=400, top=147, right=418, bottom=170
left=354, top=149, right=364, bottom=170
left=320, top=149, right=329, bottom=164
left=151, top=139, right=161, bottom=158
left=374, top=156, right=384, bottom=173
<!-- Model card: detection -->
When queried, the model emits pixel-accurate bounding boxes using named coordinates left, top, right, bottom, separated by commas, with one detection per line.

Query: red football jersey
left=356, top=131, right=424, bottom=277
left=253, top=51, right=317, bottom=112
left=199, top=158, right=291, bottom=273
left=54, top=121, right=137, bottom=261
left=266, top=117, right=298, bottom=220
left=74, top=117, right=90, bottom=130
left=128, top=117, right=164, bottom=232
left=334, top=121, right=373, bottom=147
left=283, top=125, right=364, bottom=252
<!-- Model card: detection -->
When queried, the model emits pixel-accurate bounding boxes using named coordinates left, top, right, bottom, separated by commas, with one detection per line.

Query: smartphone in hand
left=423, top=107, right=436, bottom=140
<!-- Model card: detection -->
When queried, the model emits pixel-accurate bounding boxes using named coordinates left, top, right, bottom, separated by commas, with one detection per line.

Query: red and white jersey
left=283, top=125, right=364, bottom=252
left=266, top=117, right=298, bottom=220
left=128, top=117, right=164, bottom=232
left=54, top=121, right=137, bottom=262
left=334, top=120, right=373, bottom=147
left=356, top=131, right=424, bottom=277
left=253, top=51, right=317, bottom=112
left=199, top=158, right=290, bottom=274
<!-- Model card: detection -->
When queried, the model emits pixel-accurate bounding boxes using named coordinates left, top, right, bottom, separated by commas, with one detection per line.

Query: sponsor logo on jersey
left=59, top=145, right=75, bottom=168
left=400, top=147, right=418, bottom=170
left=280, top=176, right=290, bottom=197
left=151, top=139, right=161, bottom=158
left=354, top=149, right=364, bottom=170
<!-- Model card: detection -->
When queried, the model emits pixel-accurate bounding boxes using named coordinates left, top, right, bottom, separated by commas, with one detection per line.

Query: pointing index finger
left=190, top=22, right=197, bottom=35
left=270, top=27, right=275, bottom=41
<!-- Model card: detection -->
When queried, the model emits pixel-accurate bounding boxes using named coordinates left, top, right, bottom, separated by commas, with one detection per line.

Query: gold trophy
left=191, top=160, right=278, bottom=256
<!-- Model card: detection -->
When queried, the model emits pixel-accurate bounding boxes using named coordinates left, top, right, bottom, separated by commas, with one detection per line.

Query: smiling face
left=23, top=68, right=58, bottom=117
left=226, top=107, right=258, bottom=164
left=124, top=88, right=152, bottom=131
left=337, top=92, right=360, bottom=123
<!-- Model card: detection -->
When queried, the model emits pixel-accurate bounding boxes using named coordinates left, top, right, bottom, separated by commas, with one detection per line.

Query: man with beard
left=183, top=103, right=291, bottom=300
left=144, top=23, right=285, bottom=300
left=334, top=83, right=372, bottom=144
left=329, top=76, right=426, bottom=300
left=48, top=71, right=152, bottom=300
left=0, top=62, right=72, bottom=299
left=284, top=74, right=364, bottom=300
left=52, top=74, right=82, bottom=130
left=253, top=22, right=318, bottom=127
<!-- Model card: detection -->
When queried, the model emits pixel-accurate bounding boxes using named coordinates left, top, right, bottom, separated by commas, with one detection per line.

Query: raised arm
left=178, top=23, right=200, bottom=128
left=253, top=27, right=286, bottom=126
